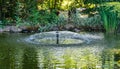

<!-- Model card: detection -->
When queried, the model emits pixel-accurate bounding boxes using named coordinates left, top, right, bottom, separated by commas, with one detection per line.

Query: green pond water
left=0, top=33, right=120, bottom=69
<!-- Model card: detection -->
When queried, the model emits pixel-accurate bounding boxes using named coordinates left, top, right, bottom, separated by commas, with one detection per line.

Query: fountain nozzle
left=56, top=31, right=59, bottom=44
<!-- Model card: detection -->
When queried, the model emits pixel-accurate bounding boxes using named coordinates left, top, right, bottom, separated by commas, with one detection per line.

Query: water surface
left=0, top=33, right=120, bottom=69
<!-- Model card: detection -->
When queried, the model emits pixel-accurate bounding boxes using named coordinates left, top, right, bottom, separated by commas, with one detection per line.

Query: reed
left=99, top=6, right=119, bottom=34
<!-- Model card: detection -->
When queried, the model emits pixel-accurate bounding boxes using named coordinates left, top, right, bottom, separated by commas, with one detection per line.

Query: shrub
left=38, top=10, right=59, bottom=32
left=71, top=12, right=101, bottom=28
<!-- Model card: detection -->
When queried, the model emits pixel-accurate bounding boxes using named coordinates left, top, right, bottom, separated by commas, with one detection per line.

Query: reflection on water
left=0, top=33, right=120, bottom=69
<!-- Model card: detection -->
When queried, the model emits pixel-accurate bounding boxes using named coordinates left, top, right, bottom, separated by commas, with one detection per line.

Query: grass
left=99, top=5, right=119, bottom=34
left=103, top=2, right=120, bottom=18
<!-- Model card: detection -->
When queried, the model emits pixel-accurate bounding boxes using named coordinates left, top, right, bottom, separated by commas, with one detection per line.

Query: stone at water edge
left=0, top=26, right=22, bottom=33
left=19, top=26, right=39, bottom=33
left=64, top=24, right=75, bottom=31
left=3, top=26, right=22, bottom=33
left=74, top=28, right=81, bottom=33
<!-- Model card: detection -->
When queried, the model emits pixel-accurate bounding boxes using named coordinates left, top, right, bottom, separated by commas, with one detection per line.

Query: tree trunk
left=54, top=0, right=57, bottom=9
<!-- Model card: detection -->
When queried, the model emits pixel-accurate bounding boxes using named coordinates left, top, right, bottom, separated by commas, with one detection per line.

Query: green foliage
left=103, top=2, right=120, bottom=18
left=0, top=21, right=3, bottom=28
left=14, top=2, right=24, bottom=25
left=1, top=0, right=120, bottom=33
left=15, top=16, right=26, bottom=27
left=57, top=13, right=67, bottom=26
left=27, top=10, right=40, bottom=26
left=38, top=10, right=59, bottom=32
left=99, top=6, right=119, bottom=34
left=14, top=1, right=60, bottom=32
left=71, top=12, right=101, bottom=27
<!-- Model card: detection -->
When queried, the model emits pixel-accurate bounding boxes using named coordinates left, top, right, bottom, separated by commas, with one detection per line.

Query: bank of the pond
left=0, top=24, right=105, bottom=33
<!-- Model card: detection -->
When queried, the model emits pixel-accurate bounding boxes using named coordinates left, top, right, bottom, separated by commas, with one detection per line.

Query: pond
left=0, top=32, right=120, bottom=69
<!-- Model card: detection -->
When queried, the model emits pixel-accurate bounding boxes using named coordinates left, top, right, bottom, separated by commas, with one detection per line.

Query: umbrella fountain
left=26, top=31, right=103, bottom=45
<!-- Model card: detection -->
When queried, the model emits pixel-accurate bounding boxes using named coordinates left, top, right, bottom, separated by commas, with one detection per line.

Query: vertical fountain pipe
left=56, top=31, right=59, bottom=44
left=56, top=14, right=59, bottom=44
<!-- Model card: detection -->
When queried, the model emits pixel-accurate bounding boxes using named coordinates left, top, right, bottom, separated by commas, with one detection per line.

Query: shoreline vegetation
left=0, top=13, right=105, bottom=33
left=0, top=1, right=120, bottom=34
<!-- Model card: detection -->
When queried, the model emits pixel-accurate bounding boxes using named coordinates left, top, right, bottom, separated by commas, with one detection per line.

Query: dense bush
left=38, top=10, right=59, bottom=31
left=71, top=12, right=101, bottom=28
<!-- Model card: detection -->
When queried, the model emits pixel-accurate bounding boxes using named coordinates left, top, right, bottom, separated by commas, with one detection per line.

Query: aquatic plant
left=99, top=6, right=119, bottom=34
left=103, top=2, right=120, bottom=18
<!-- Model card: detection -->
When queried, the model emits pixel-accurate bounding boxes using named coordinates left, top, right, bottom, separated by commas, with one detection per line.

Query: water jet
left=26, top=31, right=103, bottom=45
